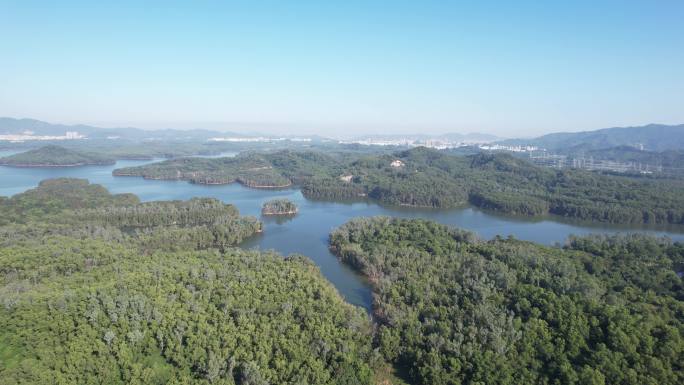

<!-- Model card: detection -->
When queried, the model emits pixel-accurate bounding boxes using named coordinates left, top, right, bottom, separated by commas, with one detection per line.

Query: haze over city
left=2, top=1, right=683, bottom=137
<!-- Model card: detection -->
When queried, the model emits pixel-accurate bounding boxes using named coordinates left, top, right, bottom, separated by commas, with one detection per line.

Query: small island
left=0, top=145, right=115, bottom=167
left=261, top=198, right=298, bottom=215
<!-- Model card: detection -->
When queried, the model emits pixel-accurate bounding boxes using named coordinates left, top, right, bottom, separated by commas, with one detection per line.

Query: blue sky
left=1, top=0, right=683, bottom=137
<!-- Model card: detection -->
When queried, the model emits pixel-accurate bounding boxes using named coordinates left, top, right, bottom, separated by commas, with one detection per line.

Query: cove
left=2, top=158, right=684, bottom=310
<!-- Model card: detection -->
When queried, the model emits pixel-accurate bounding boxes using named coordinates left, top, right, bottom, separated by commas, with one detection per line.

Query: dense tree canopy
left=0, top=179, right=376, bottom=384
left=330, top=217, right=684, bottom=385
left=0, top=241, right=375, bottom=384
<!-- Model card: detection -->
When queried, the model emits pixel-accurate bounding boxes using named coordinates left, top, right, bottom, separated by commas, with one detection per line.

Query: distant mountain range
left=0, top=118, right=244, bottom=141
left=499, top=123, right=684, bottom=152
left=3, top=118, right=684, bottom=153
left=0, top=118, right=502, bottom=144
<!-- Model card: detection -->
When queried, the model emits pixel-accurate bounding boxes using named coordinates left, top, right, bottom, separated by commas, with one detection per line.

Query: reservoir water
left=2, top=157, right=684, bottom=310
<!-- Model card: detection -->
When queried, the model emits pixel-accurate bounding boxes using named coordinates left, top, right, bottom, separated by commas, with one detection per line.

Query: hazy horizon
left=2, top=1, right=683, bottom=137
left=5, top=116, right=684, bottom=140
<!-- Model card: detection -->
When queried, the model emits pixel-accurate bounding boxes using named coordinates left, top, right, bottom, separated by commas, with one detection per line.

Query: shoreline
left=262, top=210, right=298, bottom=215
left=110, top=173, right=684, bottom=228
left=113, top=173, right=293, bottom=189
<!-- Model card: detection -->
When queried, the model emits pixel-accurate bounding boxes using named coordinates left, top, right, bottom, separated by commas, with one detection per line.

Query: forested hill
left=115, top=148, right=684, bottom=225
left=0, top=145, right=116, bottom=166
left=0, top=179, right=376, bottom=384
left=330, top=217, right=684, bottom=385
left=0, top=178, right=139, bottom=224
left=0, top=178, right=262, bottom=249
left=581, top=146, right=684, bottom=170
left=500, top=123, right=684, bottom=152
left=114, top=154, right=293, bottom=188
left=463, top=152, right=684, bottom=224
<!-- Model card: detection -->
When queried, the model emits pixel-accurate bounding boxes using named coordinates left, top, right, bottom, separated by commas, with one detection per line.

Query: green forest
left=114, top=148, right=684, bottom=224
left=261, top=199, right=298, bottom=215
left=0, top=179, right=376, bottom=384
left=2, top=178, right=684, bottom=384
left=0, top=178, right=262, bottom=251
left=0, top=145, right=116, bottom=166
left=330, top=217, right=684, bottom=385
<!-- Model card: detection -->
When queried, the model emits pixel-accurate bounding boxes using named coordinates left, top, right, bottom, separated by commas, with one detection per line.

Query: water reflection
left=261, top=214, right=298, bottom=225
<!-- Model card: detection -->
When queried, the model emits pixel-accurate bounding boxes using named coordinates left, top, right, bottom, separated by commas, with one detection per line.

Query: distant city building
left=478, top=144, right=538, bottom=152
left=209, top=137, right=312, bottom=143
left=338, top=136, right=510, bottom=151
left=390, top=160, right=405, bottom=167
left=65, top=131, right=81, bottom=139
left=0, top=131, right=86, bottom=142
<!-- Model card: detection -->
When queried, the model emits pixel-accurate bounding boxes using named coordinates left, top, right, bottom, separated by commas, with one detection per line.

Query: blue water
left=2, top=158, right=683, bottom=310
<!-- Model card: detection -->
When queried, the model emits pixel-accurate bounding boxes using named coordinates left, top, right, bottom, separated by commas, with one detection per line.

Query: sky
left=1, top=0, right=683, bottom=137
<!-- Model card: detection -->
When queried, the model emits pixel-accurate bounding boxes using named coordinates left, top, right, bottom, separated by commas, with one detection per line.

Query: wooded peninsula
left=330, top=216, right=684, bottom=385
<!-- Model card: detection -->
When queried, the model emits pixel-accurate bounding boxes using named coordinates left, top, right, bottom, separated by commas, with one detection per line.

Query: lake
left=2, top=158, right=684, bottom=310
